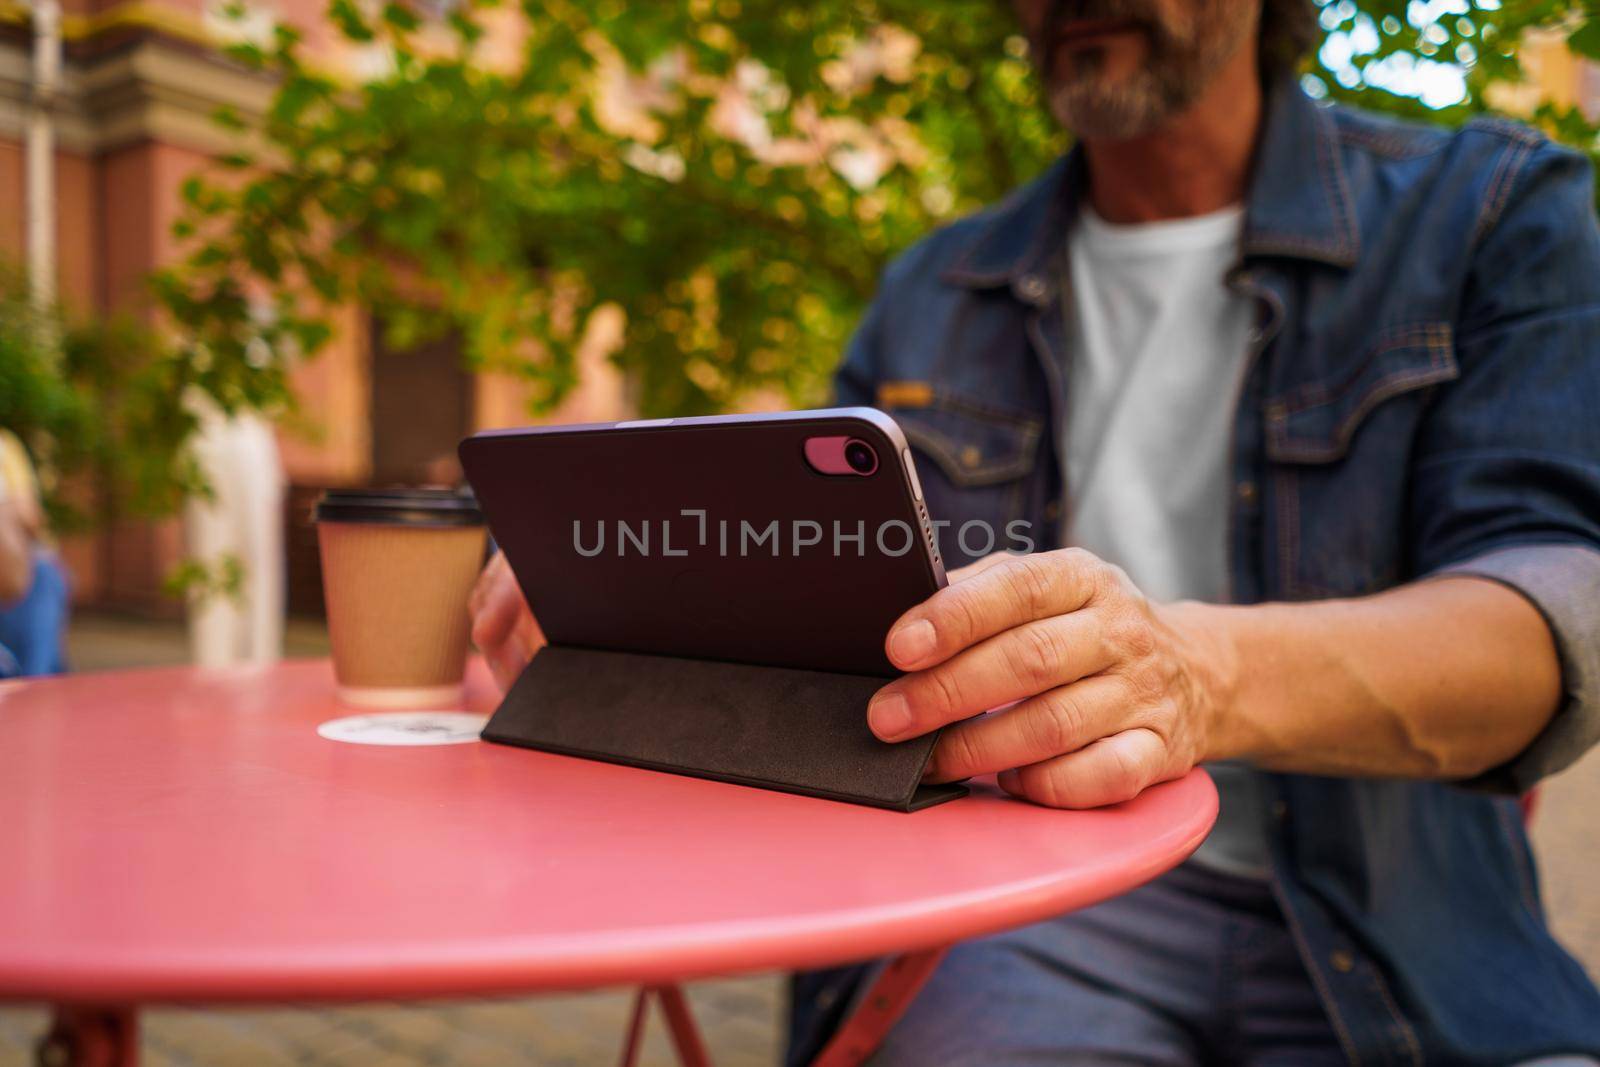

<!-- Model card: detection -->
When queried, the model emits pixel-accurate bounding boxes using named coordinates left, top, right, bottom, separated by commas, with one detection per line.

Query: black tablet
left=459, top=407, right=947, bottom=677
left=459, top=407, right=966, bottom=810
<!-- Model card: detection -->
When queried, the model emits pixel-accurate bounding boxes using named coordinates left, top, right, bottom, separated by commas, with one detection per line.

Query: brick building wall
left=0, top=0, right=629, bottom=614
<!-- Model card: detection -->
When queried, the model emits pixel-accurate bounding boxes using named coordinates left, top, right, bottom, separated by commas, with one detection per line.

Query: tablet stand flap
left=481, top=645, right=966, bottom=812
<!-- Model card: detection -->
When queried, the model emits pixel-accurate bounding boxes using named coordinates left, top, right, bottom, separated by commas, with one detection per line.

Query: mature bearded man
left=471, top=0, right=1600, bottom=1061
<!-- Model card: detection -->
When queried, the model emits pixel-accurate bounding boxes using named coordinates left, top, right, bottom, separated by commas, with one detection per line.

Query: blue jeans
left=0, top=553, right=69, bottom=676
left=866, top=862, right=1348, bottom=1066
left=860, top=861, right=1600, bottom=1067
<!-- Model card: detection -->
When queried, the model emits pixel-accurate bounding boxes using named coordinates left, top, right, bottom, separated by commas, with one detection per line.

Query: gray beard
left=1048, top=67, right=1199, bottom=140
left=1042, top=16, right=1253, bottom=140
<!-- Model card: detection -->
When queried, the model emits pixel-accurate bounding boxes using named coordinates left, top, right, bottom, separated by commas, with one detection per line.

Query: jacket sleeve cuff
left=1433, top=543, right=1600, bottom=794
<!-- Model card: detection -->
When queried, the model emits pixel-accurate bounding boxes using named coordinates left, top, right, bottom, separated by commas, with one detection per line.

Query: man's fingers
left=489, top=652, right=530, bottom=693
left=470, top=563, right=527, bottom=652
left=470, top=589, right=518, bottom=653
left=924, top=674, right=1130, bottom=782
left=468, top=552, right=508, bottom=618
left=869, top=611, right=1115, bottom=740
left=997, top=728, right=1168, bottom=809
left=885, top=549, right=1109, bottom=671
left=468, top=553, right=544, bottom=694
left=945, top=551, right=1018, bottom=585
left=486, top=614, right=544, bottom=692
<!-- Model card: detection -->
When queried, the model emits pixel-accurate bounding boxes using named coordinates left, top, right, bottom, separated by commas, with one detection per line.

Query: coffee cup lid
left=314, top=487, right=484, bottom=527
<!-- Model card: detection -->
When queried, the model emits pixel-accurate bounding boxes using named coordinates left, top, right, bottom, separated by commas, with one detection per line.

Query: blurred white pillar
left=184, top=402, right=286, bottom=667
left=26, top=0, right=60, bottom=309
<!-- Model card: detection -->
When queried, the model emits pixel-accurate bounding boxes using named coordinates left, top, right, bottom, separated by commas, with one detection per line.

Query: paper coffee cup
left=314, top=488, right=487, bottom=709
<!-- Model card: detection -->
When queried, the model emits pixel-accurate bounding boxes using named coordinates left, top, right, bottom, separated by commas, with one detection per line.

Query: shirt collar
left=1242, top=79, right=1361, bottom=266
left=942, top=79, right=1361, bottom=293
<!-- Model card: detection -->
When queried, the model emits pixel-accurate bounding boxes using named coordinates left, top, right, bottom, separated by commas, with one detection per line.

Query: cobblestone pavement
left=1, top=613, right=1595, bottom=1064
left=1527, top=746, right=1600, bottom=987
left=0, top=979, right=784, bottom=1066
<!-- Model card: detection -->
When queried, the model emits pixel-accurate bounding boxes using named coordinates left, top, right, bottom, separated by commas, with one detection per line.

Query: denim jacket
left=790, top=83, right=1600, bottom=1065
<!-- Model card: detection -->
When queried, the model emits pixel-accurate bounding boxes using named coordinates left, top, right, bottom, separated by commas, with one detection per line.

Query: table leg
left=615, top=986, right=712, bottom=1067
left=809, top=947, right=948, bottom=1067
left=618, top=990, right=650, bottom=1067
left=654, top=985, right=712, bottom=1067
left=35, top=1006, right=138, bottom=1067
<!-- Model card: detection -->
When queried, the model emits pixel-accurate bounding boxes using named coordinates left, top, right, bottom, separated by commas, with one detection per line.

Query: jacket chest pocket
left=887, top=396, right=1045, bottom=568
left=1263, top=324, right=1458, bottom=598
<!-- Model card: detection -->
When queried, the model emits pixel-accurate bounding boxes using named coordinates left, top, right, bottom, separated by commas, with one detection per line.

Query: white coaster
left=317, top=711, right=488, bottom=746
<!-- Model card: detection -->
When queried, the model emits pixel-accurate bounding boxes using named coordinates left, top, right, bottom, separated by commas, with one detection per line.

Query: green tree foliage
left=156, top=0, right=1599, bottom=421
left=0, top=275, right=250, bottom=528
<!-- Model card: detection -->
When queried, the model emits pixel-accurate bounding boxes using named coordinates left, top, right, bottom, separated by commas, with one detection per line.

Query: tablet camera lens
left=844, top=440, right=878, bottom=475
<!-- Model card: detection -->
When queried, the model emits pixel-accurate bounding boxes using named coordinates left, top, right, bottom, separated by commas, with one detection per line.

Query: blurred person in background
left=0, top=503, right=22, bottom=678
left=0, top=428, right=69, bottom=676
left=474, top=0, right=1600, bottom=1062
left=0, top=470, right=31, bottom=678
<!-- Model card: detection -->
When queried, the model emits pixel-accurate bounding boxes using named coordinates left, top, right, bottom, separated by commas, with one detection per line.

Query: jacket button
left=1044, top=500, right=1061, bottom=521
left=960, top=445, right=982, bottom=468
left=1016, top=274, right=1049, bottom=302
left=1236, top=480, right=1258, bottom=504
left=1330, top=949, right=1356, bottom=973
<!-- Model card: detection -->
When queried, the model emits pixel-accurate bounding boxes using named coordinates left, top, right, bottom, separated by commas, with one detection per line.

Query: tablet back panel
left=459, top=408, right=944, bottom=678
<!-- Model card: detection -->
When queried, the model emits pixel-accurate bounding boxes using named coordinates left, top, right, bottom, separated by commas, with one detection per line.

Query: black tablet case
left=483, top=646, right=966, bottom=811
left=462, top=410, right=967, bottom=812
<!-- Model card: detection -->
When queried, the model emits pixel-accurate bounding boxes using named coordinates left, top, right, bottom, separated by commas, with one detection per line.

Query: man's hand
left=868, top=548, right=1235, bottom=809
left=468, top=552, right=545, bottom=692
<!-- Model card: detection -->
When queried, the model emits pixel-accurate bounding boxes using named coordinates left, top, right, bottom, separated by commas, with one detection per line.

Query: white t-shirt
left=1064, top=202, right=1268, bottom=879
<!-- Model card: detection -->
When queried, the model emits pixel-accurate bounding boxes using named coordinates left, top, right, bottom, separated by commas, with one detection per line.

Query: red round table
left=0, top=659, right=1217, bottom=1066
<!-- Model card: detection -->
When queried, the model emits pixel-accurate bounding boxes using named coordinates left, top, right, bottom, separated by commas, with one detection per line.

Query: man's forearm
left=1183, top=577, right=1563, bottom=779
